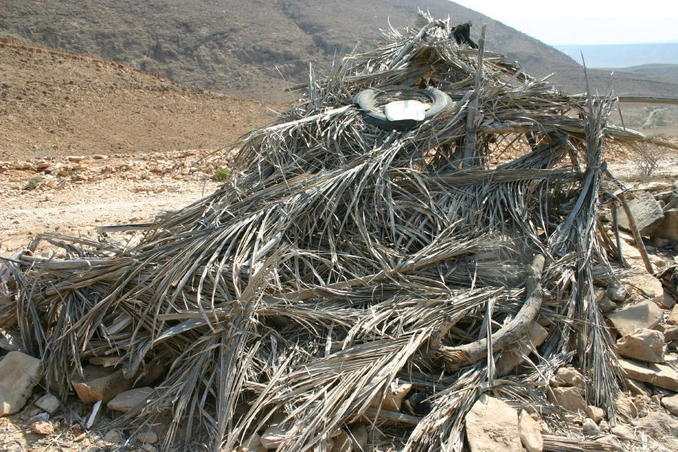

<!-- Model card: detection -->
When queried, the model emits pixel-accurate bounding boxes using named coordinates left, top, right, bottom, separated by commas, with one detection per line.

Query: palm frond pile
left=2, top=13, right=670, bottom=451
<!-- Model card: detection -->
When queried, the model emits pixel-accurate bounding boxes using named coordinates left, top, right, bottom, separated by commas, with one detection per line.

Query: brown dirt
left=0, top=37, right=282, bottom=161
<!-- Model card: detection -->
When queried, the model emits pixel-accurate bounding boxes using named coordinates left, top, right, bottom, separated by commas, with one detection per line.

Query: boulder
left=519, top=410, right=543, bottom=452
left=34, top=393, right=60, bottom=414
left=465, top=395, right=522, bottom=452
left=0, top=351, right=42, bottom=416
left=619, top=358, right=678, bottom=391
left=549, top=387, right=587, bottom=413
left=661, top=394, right=678, bottom=416
left=616, top=328, right=665, bottom=363
left=106, top=387, right=153, bottom=412
left=618, top=192, right=664, bottom=235
left=72, top=366, right=132, bottom=403
left=607, top=300, right=662, bottom=337
left=651, top=209, right=678, bottom=242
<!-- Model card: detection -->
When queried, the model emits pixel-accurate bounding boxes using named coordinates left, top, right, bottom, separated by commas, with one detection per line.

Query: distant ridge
left=555, top=43, right=678, bottom=68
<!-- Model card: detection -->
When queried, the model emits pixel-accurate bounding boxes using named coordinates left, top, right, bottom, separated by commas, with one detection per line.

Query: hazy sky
left=452, top=0, right=678, bottom=45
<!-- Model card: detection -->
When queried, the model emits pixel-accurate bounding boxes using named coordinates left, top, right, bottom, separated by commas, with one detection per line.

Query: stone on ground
left=104, top=429, right=125, bottom=444
left=652, top=208, right=678, bottom=241
left=106, top=387, right=153, bottom=412
left=549, top=386, right=587, bottom=413
left=616, top=328, right=665, bottom=363
left=632, top=411, right=678, bottom=440
left=661, top=394, right=678, bottom=416
left=136, top=428, right=158, bottom=444
left=464, top=394, right=522, bottom=452
left=518, top=410, right=543, bottom=452
left=654, top=292, right=675, bottom=310
left=34, top=393, right=60, bottom=414
left=551, top=366, right=584, bottom=388
left=582, top=418, right=601, bottom=436
left=668, top=305, right=678, bottom=326
left=0, top=351, right=42, bottom=416
left=31, top=420, right=54, bottom=435
left=621, top=272, right=665, bottom=299
left=618, top=192, right=664, bottom=235
left=614, top=395, right=638, bottom=420
left=619, top=358, right=678, bottom=391
left=261, top=425, right=288, bottom=450
left=72, top=366, right=132, bottom=403
left=606, top=300, right=662, bottom=336
left=586, top=405, right=605, bottom=423
left=607, top=283, right=628, bottom=302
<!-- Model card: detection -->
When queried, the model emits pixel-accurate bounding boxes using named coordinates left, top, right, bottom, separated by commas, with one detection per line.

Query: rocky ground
left=0, top=147, right=677, bottom=451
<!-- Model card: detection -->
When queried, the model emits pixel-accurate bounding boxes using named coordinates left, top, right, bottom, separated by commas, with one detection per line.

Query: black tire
left=354, top=87, right=452, bottom=131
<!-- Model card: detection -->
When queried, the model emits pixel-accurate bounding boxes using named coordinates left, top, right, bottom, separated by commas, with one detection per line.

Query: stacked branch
left=0, top=12, right=668, bottom=451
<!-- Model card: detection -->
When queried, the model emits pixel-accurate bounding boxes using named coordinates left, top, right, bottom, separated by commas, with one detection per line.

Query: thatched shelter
left=2, top=12, right=674, bottom=451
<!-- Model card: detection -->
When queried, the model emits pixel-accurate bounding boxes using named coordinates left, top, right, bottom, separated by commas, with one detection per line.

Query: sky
left=451, top=0, right=678, bottom=45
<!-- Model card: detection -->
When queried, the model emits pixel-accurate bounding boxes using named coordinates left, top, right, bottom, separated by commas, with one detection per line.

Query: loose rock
left=549, top=386, right=587, bottom=413
left=104, top=429, right=125, bottom=444
left=496, top=323, right=548, bottom=376
left=0, top=351, right=42, bottom=416
left=106, top=387, right=153, bottom=412
left=261, top=425, right=288, bottom=450
left=518, top=410, right=543, bottom=452
left=607, top=300, right=662, bottom=336
left=136, top=428, right=158, bottom=444
left=654, top=292, right=675, bottom=310
left=652, top=209, right=678, bottom=241
left=618, top=192, right=664, bottom=235
left=552, top=366, right=584, bottom=388
left=465, top=394, right=522, bottom=452
left=621, top=272, right=665, bottom=300
left=661, top=394, right=678, bottom=416
left=619, top=358, right=678, bottom=391
left=668, top=305, right=678, bottom=326
left=614, top=394, right=639, bottom=420
left=582, top=418, right=601, bottom=436
left=616, top=328, right=665, bottom=362
left=586, top=405, right=605, bottom=423
left=34, top=393, right=60, bottom=414
left=607, top=284, right=628, bottom=302
left=610, top=425, right=635, bottom=441
left=31, top=420, right=54, bottom=435
left=72, top=366, right=132, bottom=403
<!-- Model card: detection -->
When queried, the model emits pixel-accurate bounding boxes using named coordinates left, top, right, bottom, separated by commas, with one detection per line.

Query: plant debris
left=1, top=12, right=676, bottom=451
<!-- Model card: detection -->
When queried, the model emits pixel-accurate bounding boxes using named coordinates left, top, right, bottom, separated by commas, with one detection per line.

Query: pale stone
left=549, top=387, right=587, bottom=413
left=465, top=395, right=522, bottom=452
left=106, top=387, right=153, bottom=412
left=616, top=328, right=665, bottom=363
left=618, top=192, right=664, bottom=235
left=611, top=424, right=635, bottom=440
left=632, top=411, right=678, bottom=439
left=652, top=209, right=678, bottom=241
left=662, top=325, right=678, bottom=341
left=669, top=305, right=678, bottom=326
left=369, top=381, right=412, bottom=412
left=104, top=430, right=124, bottom=444
left=31, top=420, right=54, bottom=435
left=614, top=394, right=638, bottom=420
left=621, top=272, right=665, bottom=300
left=661, top=394, right=678, bottom=415
left=552, top=366, right=584, bottom=388
left=607, top=284, right=628, bottom=302
left=582, top=418, right=601, bottom=435
left=72, top=366, right=132, bottom=403
left=586, top=405, right=605, bottom=423
left=519, top=410, right=543, bottom=452
left=136, top=428, right=158, bottom=444
left=607, top=300, right=662, bottom=336
left=34, top=393, right=60, bottom=414
left=0, top=351, right=42, bottom=416
left=654, top=292, right=675, bottom=310
left=619, top=358, right=678, bottom=391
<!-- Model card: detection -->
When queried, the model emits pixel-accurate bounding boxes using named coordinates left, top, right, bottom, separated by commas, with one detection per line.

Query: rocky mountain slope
left=0, top=36, right=276, bottom=160
left=4, top=0, right=678, bottom=101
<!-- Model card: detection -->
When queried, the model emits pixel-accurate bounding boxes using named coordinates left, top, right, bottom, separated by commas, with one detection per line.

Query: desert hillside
left=4, top=0, right=678, bottom=100
left=0, top=36, right=276, bottom=160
